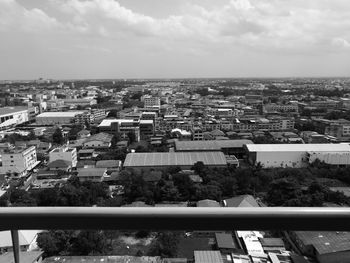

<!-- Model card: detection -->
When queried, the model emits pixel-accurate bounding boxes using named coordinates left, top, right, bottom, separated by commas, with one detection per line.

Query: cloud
left=0, top=0, right=60, bottom=32
left=1, top=0, right=350, bottom=55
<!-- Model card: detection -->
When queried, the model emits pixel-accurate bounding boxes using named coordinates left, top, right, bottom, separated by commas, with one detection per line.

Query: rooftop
left=194, top=251, right=223, bottom=263
left=36, top=111, right=85, bottom=118
left=294, top=231, right=350, bottom=255
left=245, top=143, right=350, bottom=152
left=223, top=195, right=259, bottom=208
left=0, top=107, right=29, bottom=116
left=84, top=132, right=113, bottom=143
left=124, top=152, right=227, bottom=167
left=175, top=140, right=253, bottom=151
left=215, top=233, right=236, bottom=249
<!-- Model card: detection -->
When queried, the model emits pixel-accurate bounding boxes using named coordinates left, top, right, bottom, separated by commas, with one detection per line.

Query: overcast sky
left=1, top=0, right=350, bottom=80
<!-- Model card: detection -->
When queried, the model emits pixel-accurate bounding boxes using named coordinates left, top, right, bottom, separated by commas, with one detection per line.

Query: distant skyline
left=1, top=0, right=350, bottom=80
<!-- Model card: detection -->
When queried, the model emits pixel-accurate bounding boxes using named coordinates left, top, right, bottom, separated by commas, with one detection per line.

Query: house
left=77, top=129, right=91, bottom=139
left=223, top=195, right=259, bottom=207
left=196, top=199, right=221, bottom=207
left=77, top=168, right=107, bottom=182
left=47, top=159, right=71, bottom=171
left=83, top=132, right=113, bottom=149
left=78, top=149, right=96, bottom=160
left=0, top=230, right=41, bottom=254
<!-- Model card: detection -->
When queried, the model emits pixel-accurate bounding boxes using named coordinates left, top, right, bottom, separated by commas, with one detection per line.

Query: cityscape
left=1, top=0, right=350, bottom=263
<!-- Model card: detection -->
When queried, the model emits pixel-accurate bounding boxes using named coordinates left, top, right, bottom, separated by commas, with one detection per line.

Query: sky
left=0, top=0, right=350, bottom=80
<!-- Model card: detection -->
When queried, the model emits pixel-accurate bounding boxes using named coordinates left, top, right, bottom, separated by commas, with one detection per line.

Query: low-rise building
left=124, top=152, right=228, bottom=171
left=77, top=168, right=107, bottom=182
left=35, top=111, right=84, bottom=125
left=245, top=143, right=350, bottom=168
left=0, top=106, right=30, bottom=131
left=83, top=132, right=113, bottom=149
left=0, top=146, right=38, bottom=177
left=49, top=146, right=77, bottom=167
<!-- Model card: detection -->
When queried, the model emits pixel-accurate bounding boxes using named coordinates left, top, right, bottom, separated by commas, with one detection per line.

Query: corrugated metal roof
left=194, top=251, right=223, bottom=263
left=245, top=144, right=350, bottom=152
left=175, top=140, right=253, bottom=151
left=124, top=152, right=227, bottom=167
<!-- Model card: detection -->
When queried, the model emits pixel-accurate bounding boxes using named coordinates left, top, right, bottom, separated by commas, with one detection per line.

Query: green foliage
left=148, top=232, right=180, bottom=258
left=52, top=128, right=64, bottom=145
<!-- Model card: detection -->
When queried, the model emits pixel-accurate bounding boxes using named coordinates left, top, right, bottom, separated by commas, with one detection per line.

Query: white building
left=0, top=146, right=38, bottom=177
left=49, top=146, right=77, bottom=167
left=0, top=107, right=29, bottom=131
left=143, top=96, right=160, bottom=108
left=35, top=111, right=84, bottom=125
left=245, top=144, right=350, bottom=168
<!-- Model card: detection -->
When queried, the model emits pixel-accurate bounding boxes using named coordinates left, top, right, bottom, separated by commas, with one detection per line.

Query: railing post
left=11, top=230, right=20, bottom=263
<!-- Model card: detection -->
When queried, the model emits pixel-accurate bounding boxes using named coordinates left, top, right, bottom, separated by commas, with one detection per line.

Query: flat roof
left=0, top=106, right=28, bottom=116
left=36, top=111, right=85, bottom=118
left=98, top=119, right=136, bottom=127
left=245, top=144, right=350, bottom=152
left=175, top=140, right=253, bottom=151
left=124, top=152, right=227, bottom=167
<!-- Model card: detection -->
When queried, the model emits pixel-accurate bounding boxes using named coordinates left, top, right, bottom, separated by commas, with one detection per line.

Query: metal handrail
left=1, top=207, right=350, bottom=231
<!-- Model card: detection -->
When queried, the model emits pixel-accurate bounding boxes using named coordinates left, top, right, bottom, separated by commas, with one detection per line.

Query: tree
left=37, top=230, right=74, bottom=258
left=52, top=128, right=64, bottom=145
left=266, top=179, right=302, bottom=206
left=70, top=230, right=107, bottom=255
left=148, top=232, right=180, bottom=258
left=36, top=188, right=59, bottom=206
left=9, top=189, right=36, bottom=206
left=127, top=131, right=136, bottom=144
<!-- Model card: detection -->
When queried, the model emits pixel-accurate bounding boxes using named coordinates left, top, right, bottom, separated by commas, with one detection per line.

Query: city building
left=175, top=140, right=253, bottom=159
left=63, top=98, right=97, bottom=107
left=245, top=144, right=350, bottom=168
left=49, top=146, right=78, bottom=167
left=0, top=146, right=38, bottom=177
left=77, top=168, right=107, bottom=182
left=291, top=231, right=350, bottom=263
left=83, top=132, right=113, bottom=149
left=35, top=111, right=84, bottom=125
left=124, top=152, right=228, bottom=171
left=143, top=95, right=161, bottom=108
left=98, top=119, right=140, bottom=142
left=0, top=106, right=30, bottom=130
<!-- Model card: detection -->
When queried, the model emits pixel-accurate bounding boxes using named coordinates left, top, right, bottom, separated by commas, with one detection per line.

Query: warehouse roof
left=245, top=143, right=350, bottom=152
left=175, top=140, right=253, bottom=151
left=124, top=152, right=227, bottom=167
left=0, top=106, right=28, bottom=116
left=36, top=111, right=84, bottom=118
left=294, top=231, right=350, bottom=255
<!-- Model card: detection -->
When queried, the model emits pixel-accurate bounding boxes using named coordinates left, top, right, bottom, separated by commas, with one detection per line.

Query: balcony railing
left=2, top=207, right=350, bottom=263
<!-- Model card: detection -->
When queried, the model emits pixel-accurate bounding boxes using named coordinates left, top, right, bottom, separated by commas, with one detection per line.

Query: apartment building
left=143, top=96, right=160, bottom=108
left=0, top=146, right=38, bottom=177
